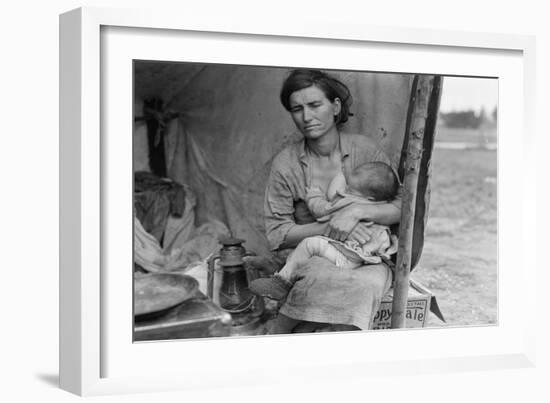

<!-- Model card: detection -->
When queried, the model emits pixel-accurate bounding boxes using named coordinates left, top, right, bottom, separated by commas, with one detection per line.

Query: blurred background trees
left=439, top=106, right=497, bottom=129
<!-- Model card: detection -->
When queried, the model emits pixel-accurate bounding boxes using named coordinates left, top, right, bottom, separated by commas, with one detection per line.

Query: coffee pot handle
left=206, top=254, right=221, bottom=299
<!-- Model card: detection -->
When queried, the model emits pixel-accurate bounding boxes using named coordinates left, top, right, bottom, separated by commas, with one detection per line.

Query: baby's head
left=346, top=162, right=399, bottom=201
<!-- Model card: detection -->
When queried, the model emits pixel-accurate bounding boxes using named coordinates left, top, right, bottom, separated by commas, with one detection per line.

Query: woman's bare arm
left=278, top=221, right=328, bottom=249
left=350, top=200, right=401, bottom=225
left=325, top=200, right=401, bottom=242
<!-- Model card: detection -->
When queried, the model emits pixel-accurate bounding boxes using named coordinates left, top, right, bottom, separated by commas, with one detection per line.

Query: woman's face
left=288, top=85, right=341, bottom=140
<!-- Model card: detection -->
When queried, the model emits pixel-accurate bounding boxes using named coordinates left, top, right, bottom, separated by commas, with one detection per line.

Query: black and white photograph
left=2, top=0, right=545, bottom=400
left=132, top=62, right=497, bottom=340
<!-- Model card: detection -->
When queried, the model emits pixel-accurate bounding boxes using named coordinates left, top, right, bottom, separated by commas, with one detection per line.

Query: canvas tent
left=133, top=62, right=425, bottom=261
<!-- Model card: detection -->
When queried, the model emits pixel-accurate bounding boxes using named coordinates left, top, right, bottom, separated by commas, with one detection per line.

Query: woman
left=263, top=69, right=402, bottom=333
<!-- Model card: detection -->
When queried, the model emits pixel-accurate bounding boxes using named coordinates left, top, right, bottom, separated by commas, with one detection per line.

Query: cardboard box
left=371, top=279, right=432, bottom=329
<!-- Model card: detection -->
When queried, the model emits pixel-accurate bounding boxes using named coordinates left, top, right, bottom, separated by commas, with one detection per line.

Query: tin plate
left=134, top=273, right=199, bottom=319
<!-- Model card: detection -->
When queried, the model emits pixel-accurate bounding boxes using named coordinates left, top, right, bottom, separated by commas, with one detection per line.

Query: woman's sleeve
left=264, top=168, right=297, bottom=251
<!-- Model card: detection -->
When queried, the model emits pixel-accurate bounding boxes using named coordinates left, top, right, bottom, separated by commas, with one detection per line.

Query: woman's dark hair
left=280, top=69, right=353, bottom=126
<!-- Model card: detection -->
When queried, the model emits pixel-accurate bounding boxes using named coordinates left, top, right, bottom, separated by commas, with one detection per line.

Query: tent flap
left=134, top=63, right=417, bottom=258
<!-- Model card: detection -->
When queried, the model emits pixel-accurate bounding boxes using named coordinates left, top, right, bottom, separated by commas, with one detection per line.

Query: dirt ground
left=412, top=127, right=497, bottom=327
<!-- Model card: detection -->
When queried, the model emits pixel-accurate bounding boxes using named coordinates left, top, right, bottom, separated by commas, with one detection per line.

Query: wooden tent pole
left=390, top=75, right=438, bottom=328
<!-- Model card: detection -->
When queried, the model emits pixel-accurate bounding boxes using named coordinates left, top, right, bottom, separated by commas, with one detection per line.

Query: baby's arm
left=306, top=172, right=355, bottom=220
left=326, top=172, right=347, bottom=201
left=305, top=187, right=336, bottom=219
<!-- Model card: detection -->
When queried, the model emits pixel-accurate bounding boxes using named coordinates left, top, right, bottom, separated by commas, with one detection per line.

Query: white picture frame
left=59, top=6, right=536, bottom=396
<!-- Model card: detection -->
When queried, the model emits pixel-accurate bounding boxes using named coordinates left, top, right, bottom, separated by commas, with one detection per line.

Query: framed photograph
left=60, top=6, right=536, bottom=396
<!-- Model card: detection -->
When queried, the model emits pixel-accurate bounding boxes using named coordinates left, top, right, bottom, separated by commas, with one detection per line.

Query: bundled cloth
left=134, top=171, right=187, bottom=244
left=134, top=182, right=230, bottom=274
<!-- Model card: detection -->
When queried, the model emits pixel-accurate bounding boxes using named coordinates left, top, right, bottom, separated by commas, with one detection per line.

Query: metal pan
left=134, top=273, right=199, bottom=320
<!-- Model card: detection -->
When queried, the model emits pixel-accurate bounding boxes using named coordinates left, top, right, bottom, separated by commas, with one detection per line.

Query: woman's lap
left=278, top=256, right=392, bottom=330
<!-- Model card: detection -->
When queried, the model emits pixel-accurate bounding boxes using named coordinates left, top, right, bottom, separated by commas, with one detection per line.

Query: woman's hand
left=346, top=221, right=375, bottom=245
left=324, top=205, right=362, bottom=241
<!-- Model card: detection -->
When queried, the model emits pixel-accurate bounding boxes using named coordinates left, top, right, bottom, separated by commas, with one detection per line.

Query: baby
left=250, top=161, right=399, bottom=301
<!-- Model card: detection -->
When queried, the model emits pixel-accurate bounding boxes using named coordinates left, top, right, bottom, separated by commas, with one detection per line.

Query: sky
left=438, top=76, right=498, bottom=114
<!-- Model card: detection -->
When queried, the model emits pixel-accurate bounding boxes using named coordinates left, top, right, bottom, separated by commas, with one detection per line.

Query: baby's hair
left=347, top=162, right=398, bottom=201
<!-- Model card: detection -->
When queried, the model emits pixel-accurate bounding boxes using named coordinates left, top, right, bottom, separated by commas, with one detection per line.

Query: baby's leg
left=249, top=237, right=329, bottom=301
left=278, top=237, right=361, bottom=282
left=318, top=242, right=363, bottom=270
left=250, top=237, right=361, bottom=301
left=277, top=236, right=332, bottom=282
